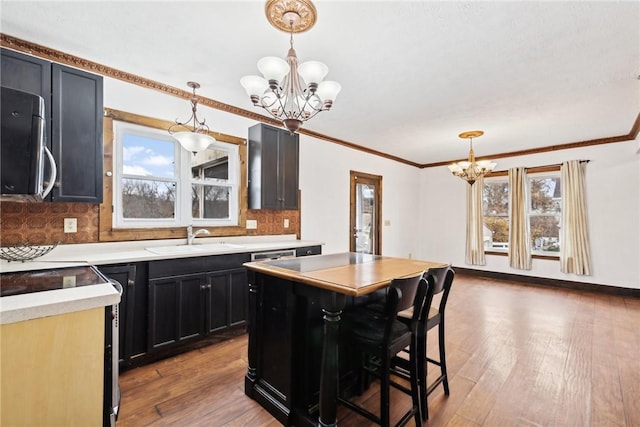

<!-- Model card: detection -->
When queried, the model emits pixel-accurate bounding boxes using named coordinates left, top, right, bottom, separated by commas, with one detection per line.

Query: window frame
left=113, top=121, right=240, bottom=228
left=483, top=167, right=562, bottom=259
left=99, top=108, right=247, bottom=242
left=113, top=121, right=181, bottom=228
left=527, top=172, right=561, bottom=256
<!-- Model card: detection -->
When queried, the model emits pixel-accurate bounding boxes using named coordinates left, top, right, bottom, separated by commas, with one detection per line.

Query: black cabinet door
left=279, top=130, right=299, bottom=210
left=206, top=267, right=248, bottom=333
left=206, top=271, right=229, bottom=334
left=51, top=64, right=103, bottom=202
left=148, top=274, right=206, bottom=351
left=0, top=48, right=103, bottom=203
left=260, top=125, right=281, bottom=209
left=248, top=123, right=299, bottom=210
left=0, top=49, right=51, bottom=121
left=99, top=264, right=136, bottom=366
left=255, top=274, right=295, bottom=410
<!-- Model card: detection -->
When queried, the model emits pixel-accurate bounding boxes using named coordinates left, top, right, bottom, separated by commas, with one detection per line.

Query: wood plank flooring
left=118, top=274, right=640, bottom=426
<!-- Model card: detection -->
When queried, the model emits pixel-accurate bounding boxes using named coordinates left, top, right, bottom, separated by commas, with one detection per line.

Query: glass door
left=350, top=171, right=382, bottom=254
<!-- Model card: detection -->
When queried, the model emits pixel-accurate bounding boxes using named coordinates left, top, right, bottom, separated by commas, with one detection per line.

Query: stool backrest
left=382, top=273, right=426, bottom=340
left=424, top=266, right=455, bottom=315
left=389, top=273, right=424, bottom=313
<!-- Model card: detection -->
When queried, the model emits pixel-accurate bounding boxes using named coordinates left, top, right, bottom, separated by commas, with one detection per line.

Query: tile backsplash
left=1, top=202, right=99, bottom=246
left=0, top=202, right=300, bottom=246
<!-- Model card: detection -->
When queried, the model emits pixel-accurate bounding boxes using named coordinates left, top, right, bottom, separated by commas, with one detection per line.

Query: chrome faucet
left=187, top=225, right=210, bottom=245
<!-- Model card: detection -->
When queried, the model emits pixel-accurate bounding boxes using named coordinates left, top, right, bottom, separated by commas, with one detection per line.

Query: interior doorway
left=349, top=171, right=382, bottom=254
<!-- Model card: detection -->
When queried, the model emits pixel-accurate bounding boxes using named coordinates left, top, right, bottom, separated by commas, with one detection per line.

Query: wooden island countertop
left=243, top=252, right=447, bottom=297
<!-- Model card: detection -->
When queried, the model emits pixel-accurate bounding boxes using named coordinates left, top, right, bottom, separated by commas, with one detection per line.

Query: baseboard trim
left=453, top=266, right=640, bottom=298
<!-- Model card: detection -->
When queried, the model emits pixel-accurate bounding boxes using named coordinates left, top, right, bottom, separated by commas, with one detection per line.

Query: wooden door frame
left=349, top=170, right=382, bottom=254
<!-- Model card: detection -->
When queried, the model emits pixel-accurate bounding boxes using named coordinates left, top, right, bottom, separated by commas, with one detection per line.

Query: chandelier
left=168, top=81, right=216, bottom=154
left=448, top=130, right=497, bottom=185
left=240, top=0, right=341, bottom=134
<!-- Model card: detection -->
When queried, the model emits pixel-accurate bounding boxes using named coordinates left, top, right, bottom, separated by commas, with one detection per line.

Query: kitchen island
left=243, top=252, right=446, bottom=427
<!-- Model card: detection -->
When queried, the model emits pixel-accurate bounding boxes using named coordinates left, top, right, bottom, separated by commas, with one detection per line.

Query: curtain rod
left=487, top=160, right=590, bottom=177
left=541, top=160, right=591, bottom=169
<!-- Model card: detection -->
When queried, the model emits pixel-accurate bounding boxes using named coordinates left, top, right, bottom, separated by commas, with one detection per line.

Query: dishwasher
left=250, top=249, right=296, bottom=261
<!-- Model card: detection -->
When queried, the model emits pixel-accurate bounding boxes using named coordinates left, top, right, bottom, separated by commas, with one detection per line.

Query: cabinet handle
left=127, top=279, right=135, bottom=287
left=200, top=284, right=206, bottom=290
left=306, top=250, right=313, bottom=255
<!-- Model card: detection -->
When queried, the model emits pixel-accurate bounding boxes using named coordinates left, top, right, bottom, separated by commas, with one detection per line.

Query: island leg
left=318, top=291, right=346, bottom=427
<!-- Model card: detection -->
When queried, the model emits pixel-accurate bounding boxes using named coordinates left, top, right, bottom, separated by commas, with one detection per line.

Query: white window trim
left=528, top=171, right=561, bottom=256
left=483, top=171, right=562, bottom=256
left=483, top=177, right=509, bottom=253
left=113, top=121, right=239, bottom=228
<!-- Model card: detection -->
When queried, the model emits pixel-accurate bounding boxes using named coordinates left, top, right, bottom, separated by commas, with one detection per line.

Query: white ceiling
left=1, top=1, right=638, bottom=165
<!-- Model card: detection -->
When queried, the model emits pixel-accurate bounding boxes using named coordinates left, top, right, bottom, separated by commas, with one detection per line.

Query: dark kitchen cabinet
left=1, top=48, right=103, bottom=202
left=207, top=268, right=249, bottom=333
left=50, top=64, right=103, bottom=202
left=148, top=273, right=206, bottom=350
left=0, top=49, right=51, bottom=113
left=147, top=254, right=250, bottom=352
left=248, top=123, right=299, bottom=210
left=99, top=263, right=148, bottom=368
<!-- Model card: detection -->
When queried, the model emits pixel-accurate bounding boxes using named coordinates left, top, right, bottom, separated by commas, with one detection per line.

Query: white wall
left=299, top=135, right=421, bottom=256
left=419, top=140, right=640, bottom=289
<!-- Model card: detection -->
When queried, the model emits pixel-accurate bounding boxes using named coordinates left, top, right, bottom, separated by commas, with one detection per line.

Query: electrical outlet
left=64, top=218, right=77, bottom=233
left=246, top=219, right=257, bottom=229
left=284, top=218, right=290, bottom=228
left=62, top=276, right=77, bottom=288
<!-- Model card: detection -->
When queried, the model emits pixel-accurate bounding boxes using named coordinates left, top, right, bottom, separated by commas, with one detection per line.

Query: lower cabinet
left=148, top=273, right=206, bottom=350
left=148, top=260, right=249, bottom=352
left=207, top=268, right=248, bottom=334
left=100, top=246, right=320, bottom=366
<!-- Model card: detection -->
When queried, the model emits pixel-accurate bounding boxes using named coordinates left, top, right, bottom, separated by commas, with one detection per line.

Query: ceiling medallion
left=265, top=0, right=317, bottom=33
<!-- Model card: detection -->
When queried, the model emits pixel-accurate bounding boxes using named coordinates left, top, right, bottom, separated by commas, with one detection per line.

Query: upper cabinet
left=248, top=123, right=299, bottom=210
left=1, top=48, right=103, bottom=203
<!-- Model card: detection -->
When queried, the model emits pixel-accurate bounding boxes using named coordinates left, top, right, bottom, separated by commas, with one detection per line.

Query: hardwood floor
left=118, top=274, right=640, bottom=426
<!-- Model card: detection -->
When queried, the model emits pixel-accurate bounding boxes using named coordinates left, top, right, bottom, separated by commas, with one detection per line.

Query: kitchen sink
left=145, top=243, right=245, bottom=255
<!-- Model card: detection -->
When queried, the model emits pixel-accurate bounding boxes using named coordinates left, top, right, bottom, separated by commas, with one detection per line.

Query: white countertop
left=0, top=281, right=120, bottom=325
left=0, top=235, right=323, bottom=324
left=0, top=234, right=323, bottom=272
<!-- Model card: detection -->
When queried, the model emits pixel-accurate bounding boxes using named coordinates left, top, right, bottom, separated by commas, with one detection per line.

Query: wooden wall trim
left=99, top=108, right=248, bottom=242
left=421, top=126, right=638, bottom=169
left=454, top=266, right=640, bottom=298
left=1, top=33, right=637, bottom=170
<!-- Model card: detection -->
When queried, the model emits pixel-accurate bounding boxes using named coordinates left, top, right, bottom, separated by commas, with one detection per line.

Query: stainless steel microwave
left=0, top=85, right=56, bottom=202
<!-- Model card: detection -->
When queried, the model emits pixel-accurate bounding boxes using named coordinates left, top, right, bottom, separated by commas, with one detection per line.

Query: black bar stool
left=395, top=266, right=455, bottom=420
left=338, top=273, right=431, bottom=427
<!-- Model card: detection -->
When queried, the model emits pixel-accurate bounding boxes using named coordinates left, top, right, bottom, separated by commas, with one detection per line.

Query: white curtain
left=560, top=160, right=592, bottom=275
left=508, top=167, right=532, bottom=269
left=466, top=177, right=486, bottom=265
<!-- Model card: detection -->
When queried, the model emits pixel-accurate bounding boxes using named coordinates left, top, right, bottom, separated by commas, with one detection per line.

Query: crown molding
left=1, top=33, right=636, bottom=170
